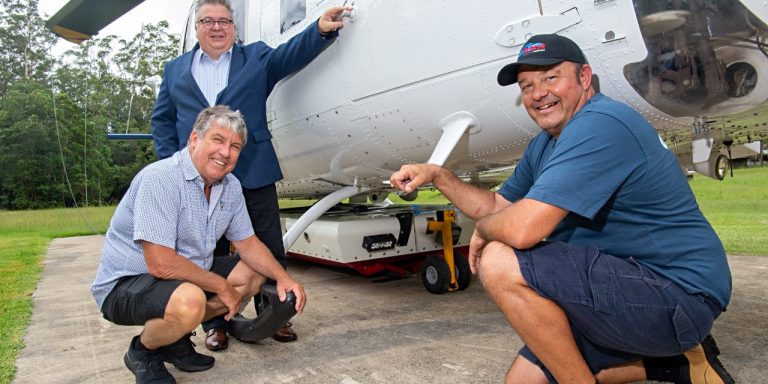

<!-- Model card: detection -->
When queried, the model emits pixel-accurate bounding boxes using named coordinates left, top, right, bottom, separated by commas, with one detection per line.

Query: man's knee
left=246, top=272, right=267, bottom=297
left=165, top=282, right=207, bottom=328
left=478, top=241, right=525, bottom=290
left=506, top=355, right=549, bottom=384
left=229, top=264, right=266, bottom=298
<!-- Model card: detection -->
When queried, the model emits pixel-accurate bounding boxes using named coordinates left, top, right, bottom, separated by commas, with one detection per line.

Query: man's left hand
left=318, top=6, right=353, bottom=34
left=276, top=277, right=307, bottom=314
left=468, top=229, right=488, bottom=274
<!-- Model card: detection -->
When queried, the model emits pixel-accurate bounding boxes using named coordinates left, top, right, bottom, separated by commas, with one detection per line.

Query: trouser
left=241, top=183, right=287, bottom=269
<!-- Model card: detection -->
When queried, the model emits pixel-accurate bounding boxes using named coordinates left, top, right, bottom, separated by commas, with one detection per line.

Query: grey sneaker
left=159, top=332, right=215, bottom=372
left=124, top=335, right=176, bottom=384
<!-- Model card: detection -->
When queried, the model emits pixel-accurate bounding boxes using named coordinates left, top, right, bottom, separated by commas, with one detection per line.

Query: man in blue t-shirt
left=390, top=34, right=733, bottom=384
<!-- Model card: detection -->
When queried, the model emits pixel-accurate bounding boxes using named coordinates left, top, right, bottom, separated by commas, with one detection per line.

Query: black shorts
left=101, top=255, right=240, bottom=326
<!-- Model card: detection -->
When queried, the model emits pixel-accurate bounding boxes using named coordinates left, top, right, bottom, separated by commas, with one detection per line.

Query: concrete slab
left=13, top=235, right=768, bottom=383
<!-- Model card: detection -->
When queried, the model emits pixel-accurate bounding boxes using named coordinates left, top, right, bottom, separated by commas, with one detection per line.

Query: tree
left=0, top=0, right=58, bottom=209
left=0, top=0, right=55, bottom=98
left=0, top=79, right=75, bottom=208
left=53, top=22, right=179, bottom=206
left=0, top=8, right=179, bottom=209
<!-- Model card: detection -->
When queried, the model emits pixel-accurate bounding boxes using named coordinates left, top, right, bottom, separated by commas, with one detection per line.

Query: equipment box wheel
left=421, top=256, right=450, bottom=294
left=420, top=252, right=472, bottom=294
left=454, top=251, right=471, bottom=291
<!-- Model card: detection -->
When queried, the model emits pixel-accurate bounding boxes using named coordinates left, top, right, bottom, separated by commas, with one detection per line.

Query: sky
left=37, top=0, right=191, bottom=55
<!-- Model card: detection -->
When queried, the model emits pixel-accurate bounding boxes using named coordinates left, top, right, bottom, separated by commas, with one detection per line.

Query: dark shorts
left=514, top=242, right=721, bottom=381
left=101, top=255, right=241, bottom=326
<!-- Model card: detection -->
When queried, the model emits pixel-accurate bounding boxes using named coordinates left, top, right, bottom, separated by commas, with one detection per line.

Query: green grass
left=0, top=167, right=766, bottom=383
left=0, top=206, right=115, bottom=384
left=689, top=167, right=768, bottom=255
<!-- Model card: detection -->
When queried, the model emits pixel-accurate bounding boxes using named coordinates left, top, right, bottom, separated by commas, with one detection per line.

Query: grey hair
left=195, top=0, right=233, bottom=17
left=190, top=105, right=247, bottom=147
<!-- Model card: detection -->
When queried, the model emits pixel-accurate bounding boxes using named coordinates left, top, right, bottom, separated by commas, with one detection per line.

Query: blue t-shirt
left=498, top=93, right=731, bottom=309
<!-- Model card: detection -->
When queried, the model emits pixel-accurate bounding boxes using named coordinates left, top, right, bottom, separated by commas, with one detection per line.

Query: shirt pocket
left=213, top=201, right=236, bottom=240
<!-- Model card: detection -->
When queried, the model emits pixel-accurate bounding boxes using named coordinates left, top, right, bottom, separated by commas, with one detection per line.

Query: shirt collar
left=180, top=147, right=201, bottom=182
left=194, top=46, right=233, bottom=65
left=180, top=147, right=226, bottom=187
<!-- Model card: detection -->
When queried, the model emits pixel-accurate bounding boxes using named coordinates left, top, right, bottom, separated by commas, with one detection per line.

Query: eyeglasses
left=197, top=17, right=233, bottom=29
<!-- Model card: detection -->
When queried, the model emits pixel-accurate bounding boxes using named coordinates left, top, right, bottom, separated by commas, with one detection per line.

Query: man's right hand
left=218, top=283, right=242, bottom=321
left=390, top=164, right=442, bottom=193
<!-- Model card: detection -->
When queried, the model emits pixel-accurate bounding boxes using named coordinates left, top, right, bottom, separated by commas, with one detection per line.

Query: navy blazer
left=151, top=21, right=335, bottom=189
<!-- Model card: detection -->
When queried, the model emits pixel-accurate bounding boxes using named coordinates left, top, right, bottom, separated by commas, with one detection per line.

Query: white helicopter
left=48, top=0, right=768, bottom=294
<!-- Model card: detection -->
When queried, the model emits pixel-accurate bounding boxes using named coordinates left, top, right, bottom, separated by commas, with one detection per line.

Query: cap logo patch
left=519, top=42, right=546, bottom=59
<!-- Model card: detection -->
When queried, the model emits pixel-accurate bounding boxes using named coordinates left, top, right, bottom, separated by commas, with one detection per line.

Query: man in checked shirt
left=92, top=106, right=306, bottom=384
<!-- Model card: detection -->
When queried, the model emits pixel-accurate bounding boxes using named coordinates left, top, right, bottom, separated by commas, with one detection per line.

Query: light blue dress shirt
left=191, top=47, right=233, bottom=106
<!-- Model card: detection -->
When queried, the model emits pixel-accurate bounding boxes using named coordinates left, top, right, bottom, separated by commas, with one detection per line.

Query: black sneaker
left=681, top=334, right=735, bottom=384
left=124, top=335, right=176, bottom=384
left=159, top=332, right=215, bottom=372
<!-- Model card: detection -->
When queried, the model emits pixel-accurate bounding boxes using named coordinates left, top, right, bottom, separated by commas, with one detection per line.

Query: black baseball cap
left=497, top=34, right=587, bottom=86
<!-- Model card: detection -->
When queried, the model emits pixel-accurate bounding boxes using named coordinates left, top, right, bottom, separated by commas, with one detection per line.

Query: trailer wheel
left=454, top=252, right=471, bottom=291
left=421, top=256, right=450, bottom=294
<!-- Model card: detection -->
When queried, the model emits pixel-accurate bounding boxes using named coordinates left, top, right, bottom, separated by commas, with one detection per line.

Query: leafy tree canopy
left=0, top=0, right=179, bottom=209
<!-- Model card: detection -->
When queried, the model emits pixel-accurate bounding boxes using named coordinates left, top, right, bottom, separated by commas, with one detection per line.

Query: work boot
left=159, top=332, right=215, bottom=372
left=681, top=334, right=735, bottom=384
left=644, top=335, right=735, bottom=384
left=124, top=335, right=176, bottom=384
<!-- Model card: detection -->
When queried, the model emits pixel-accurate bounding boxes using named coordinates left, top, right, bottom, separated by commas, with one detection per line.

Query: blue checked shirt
left=91, top=148, right=254, bottom=309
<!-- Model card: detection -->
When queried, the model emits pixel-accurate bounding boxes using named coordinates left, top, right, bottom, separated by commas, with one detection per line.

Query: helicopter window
left=281, top=0, right=306, bottom=33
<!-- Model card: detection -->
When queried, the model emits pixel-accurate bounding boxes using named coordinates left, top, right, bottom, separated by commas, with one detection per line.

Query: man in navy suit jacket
left=151, top=0, right=351, bottom=350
